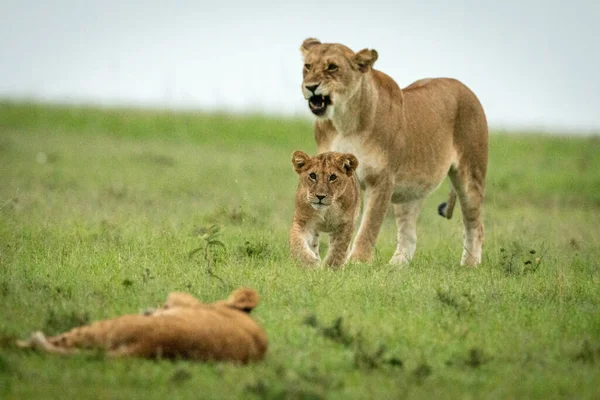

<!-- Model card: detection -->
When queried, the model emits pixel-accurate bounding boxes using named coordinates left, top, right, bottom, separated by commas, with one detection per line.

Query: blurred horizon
left=1, top=0, right=599, bottom=134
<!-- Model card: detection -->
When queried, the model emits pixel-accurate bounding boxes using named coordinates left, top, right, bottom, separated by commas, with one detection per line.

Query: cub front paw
left=291, top=252, right=321, bottom=268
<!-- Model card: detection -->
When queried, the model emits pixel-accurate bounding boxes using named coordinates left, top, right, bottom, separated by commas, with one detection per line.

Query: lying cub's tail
left=438, top=188, right=457, bottom=220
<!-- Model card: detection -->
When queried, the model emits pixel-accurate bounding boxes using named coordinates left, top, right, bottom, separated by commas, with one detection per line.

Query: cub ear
left=353, top=48, right=378, bottom=73
left=339, top=153, right=359, bottom=175
left=292, top=150, right=311, bottom=174
left=301, top=38, right=321, bottom=57
left=224, top=288, right=260, bottom=313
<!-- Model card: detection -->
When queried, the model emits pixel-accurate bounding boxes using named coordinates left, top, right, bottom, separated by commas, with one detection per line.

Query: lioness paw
left=389, top=253, right=411, bottom=266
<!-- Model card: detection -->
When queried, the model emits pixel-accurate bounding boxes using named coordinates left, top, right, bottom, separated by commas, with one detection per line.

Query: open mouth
left=308, top=95, right=332, bottom=116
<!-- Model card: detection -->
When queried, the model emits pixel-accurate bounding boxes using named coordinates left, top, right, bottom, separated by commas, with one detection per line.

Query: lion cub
left=289, top=150, right=360, bottom=268
left=17, top=288, right=267, bottom=363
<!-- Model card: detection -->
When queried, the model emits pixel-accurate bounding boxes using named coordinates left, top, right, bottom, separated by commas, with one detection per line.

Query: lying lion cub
left=289, top=150, right=360, bottom=268
left=17, top=288, right=267, bottom=363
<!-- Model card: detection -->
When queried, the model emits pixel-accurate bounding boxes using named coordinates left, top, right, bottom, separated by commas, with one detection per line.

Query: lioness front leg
left=289, top=223, right=321, bottom=267
left=350, top=180, right=393, bottom=262
left=323, top=223, right=354, bottom=268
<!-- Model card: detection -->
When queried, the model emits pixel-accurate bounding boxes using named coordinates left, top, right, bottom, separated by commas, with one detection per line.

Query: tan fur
left=16, top=288, right=267, bottom=363
left=300, top=38, right=488, bottom=266
left=289, top=151, right=360, bottom=268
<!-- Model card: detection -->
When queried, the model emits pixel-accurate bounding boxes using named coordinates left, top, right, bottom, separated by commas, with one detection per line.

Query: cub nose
left=316, top=195, right=326, bottom=201
left=305, top=84, right=319, bottom=93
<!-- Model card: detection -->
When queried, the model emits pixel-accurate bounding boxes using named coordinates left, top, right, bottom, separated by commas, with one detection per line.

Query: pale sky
left=1, top=0, right=599, bottom=132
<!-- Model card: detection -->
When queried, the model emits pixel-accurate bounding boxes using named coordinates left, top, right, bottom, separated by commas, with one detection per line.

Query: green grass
left=1, top=101, right=599, bottom=399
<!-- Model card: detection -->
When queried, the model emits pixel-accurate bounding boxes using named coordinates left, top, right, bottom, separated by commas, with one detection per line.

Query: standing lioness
left=300, top=38, right=488, bottom=266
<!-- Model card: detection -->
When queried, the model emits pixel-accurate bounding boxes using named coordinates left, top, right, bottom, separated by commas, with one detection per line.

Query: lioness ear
left=301, top=38, right=321, bottom=57
left=353, top=49, right=378, bottom=73
left=340, top=153, right=359, bottom=175
left=224, top=288, right=260, bottom=313
left=292, top=150, right=311, bottom=174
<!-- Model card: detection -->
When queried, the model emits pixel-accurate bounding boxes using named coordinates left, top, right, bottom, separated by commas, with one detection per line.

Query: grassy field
left=1, top=101, right=599, bottom=399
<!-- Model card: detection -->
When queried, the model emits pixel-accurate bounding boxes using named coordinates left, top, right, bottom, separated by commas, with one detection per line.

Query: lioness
left=300, top=38, right=488, bottom=266
left=17, top=288, right=267, bottom=363
left=289, top=150, right=360, bottom=268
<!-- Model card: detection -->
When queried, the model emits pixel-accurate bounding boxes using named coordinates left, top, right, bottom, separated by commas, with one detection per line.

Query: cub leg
left=107, top=342, right=152, bottom=358
left=309, top=232, right=320, bottom=258
left=389, top=199, right=424, bottom=265
left=289, top=223, right=321, bottom=266
left=350, top=180, right=394, bottom=262
left=449, top=167, right=485, bottom=266
left=17, top=331, right=77, bottom=355
left=323, top=223, right=354, bottom=268
left=163, top=292, right=204, bottom=309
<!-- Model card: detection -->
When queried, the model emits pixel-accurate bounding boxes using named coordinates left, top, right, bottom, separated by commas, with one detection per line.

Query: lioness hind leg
left=390, top=199, right=424, bottom=265
left=448, top=167, right=485, bottom=266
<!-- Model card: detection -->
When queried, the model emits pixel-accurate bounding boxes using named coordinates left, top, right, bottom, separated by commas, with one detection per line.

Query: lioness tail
left=437, top=188, right=457, bottom=219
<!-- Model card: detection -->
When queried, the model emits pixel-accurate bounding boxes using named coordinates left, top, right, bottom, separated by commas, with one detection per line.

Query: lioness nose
left=316, top=195, right=326, bottom=201
left=305, top=84, right=319, bottom=93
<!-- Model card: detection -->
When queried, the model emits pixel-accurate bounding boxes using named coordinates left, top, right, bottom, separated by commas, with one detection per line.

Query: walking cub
left=289, top=151, right=360, bottom=268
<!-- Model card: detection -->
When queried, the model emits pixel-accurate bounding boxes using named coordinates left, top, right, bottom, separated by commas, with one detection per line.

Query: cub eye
left=304, top=64, right=311, bottom=71
left=309, top=172, right=317, bottom=180
left=327, top=63, right=338, bottom=72
left=329, top=174, right=337, bottom=181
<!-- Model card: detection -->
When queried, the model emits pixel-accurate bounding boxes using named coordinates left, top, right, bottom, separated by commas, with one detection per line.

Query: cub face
left=292, top=151, right=359, bottom=210
left=300, top=38, right=378, bottom=118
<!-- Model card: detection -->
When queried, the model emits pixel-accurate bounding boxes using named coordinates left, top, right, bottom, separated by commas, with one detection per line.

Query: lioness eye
left=304, top=64, right=311, bottom=71
left=329, top=174, right=337, bottom=181
left=327, top=63, right=338, bottom=71
left=309, top=172, right=317, bottom=180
